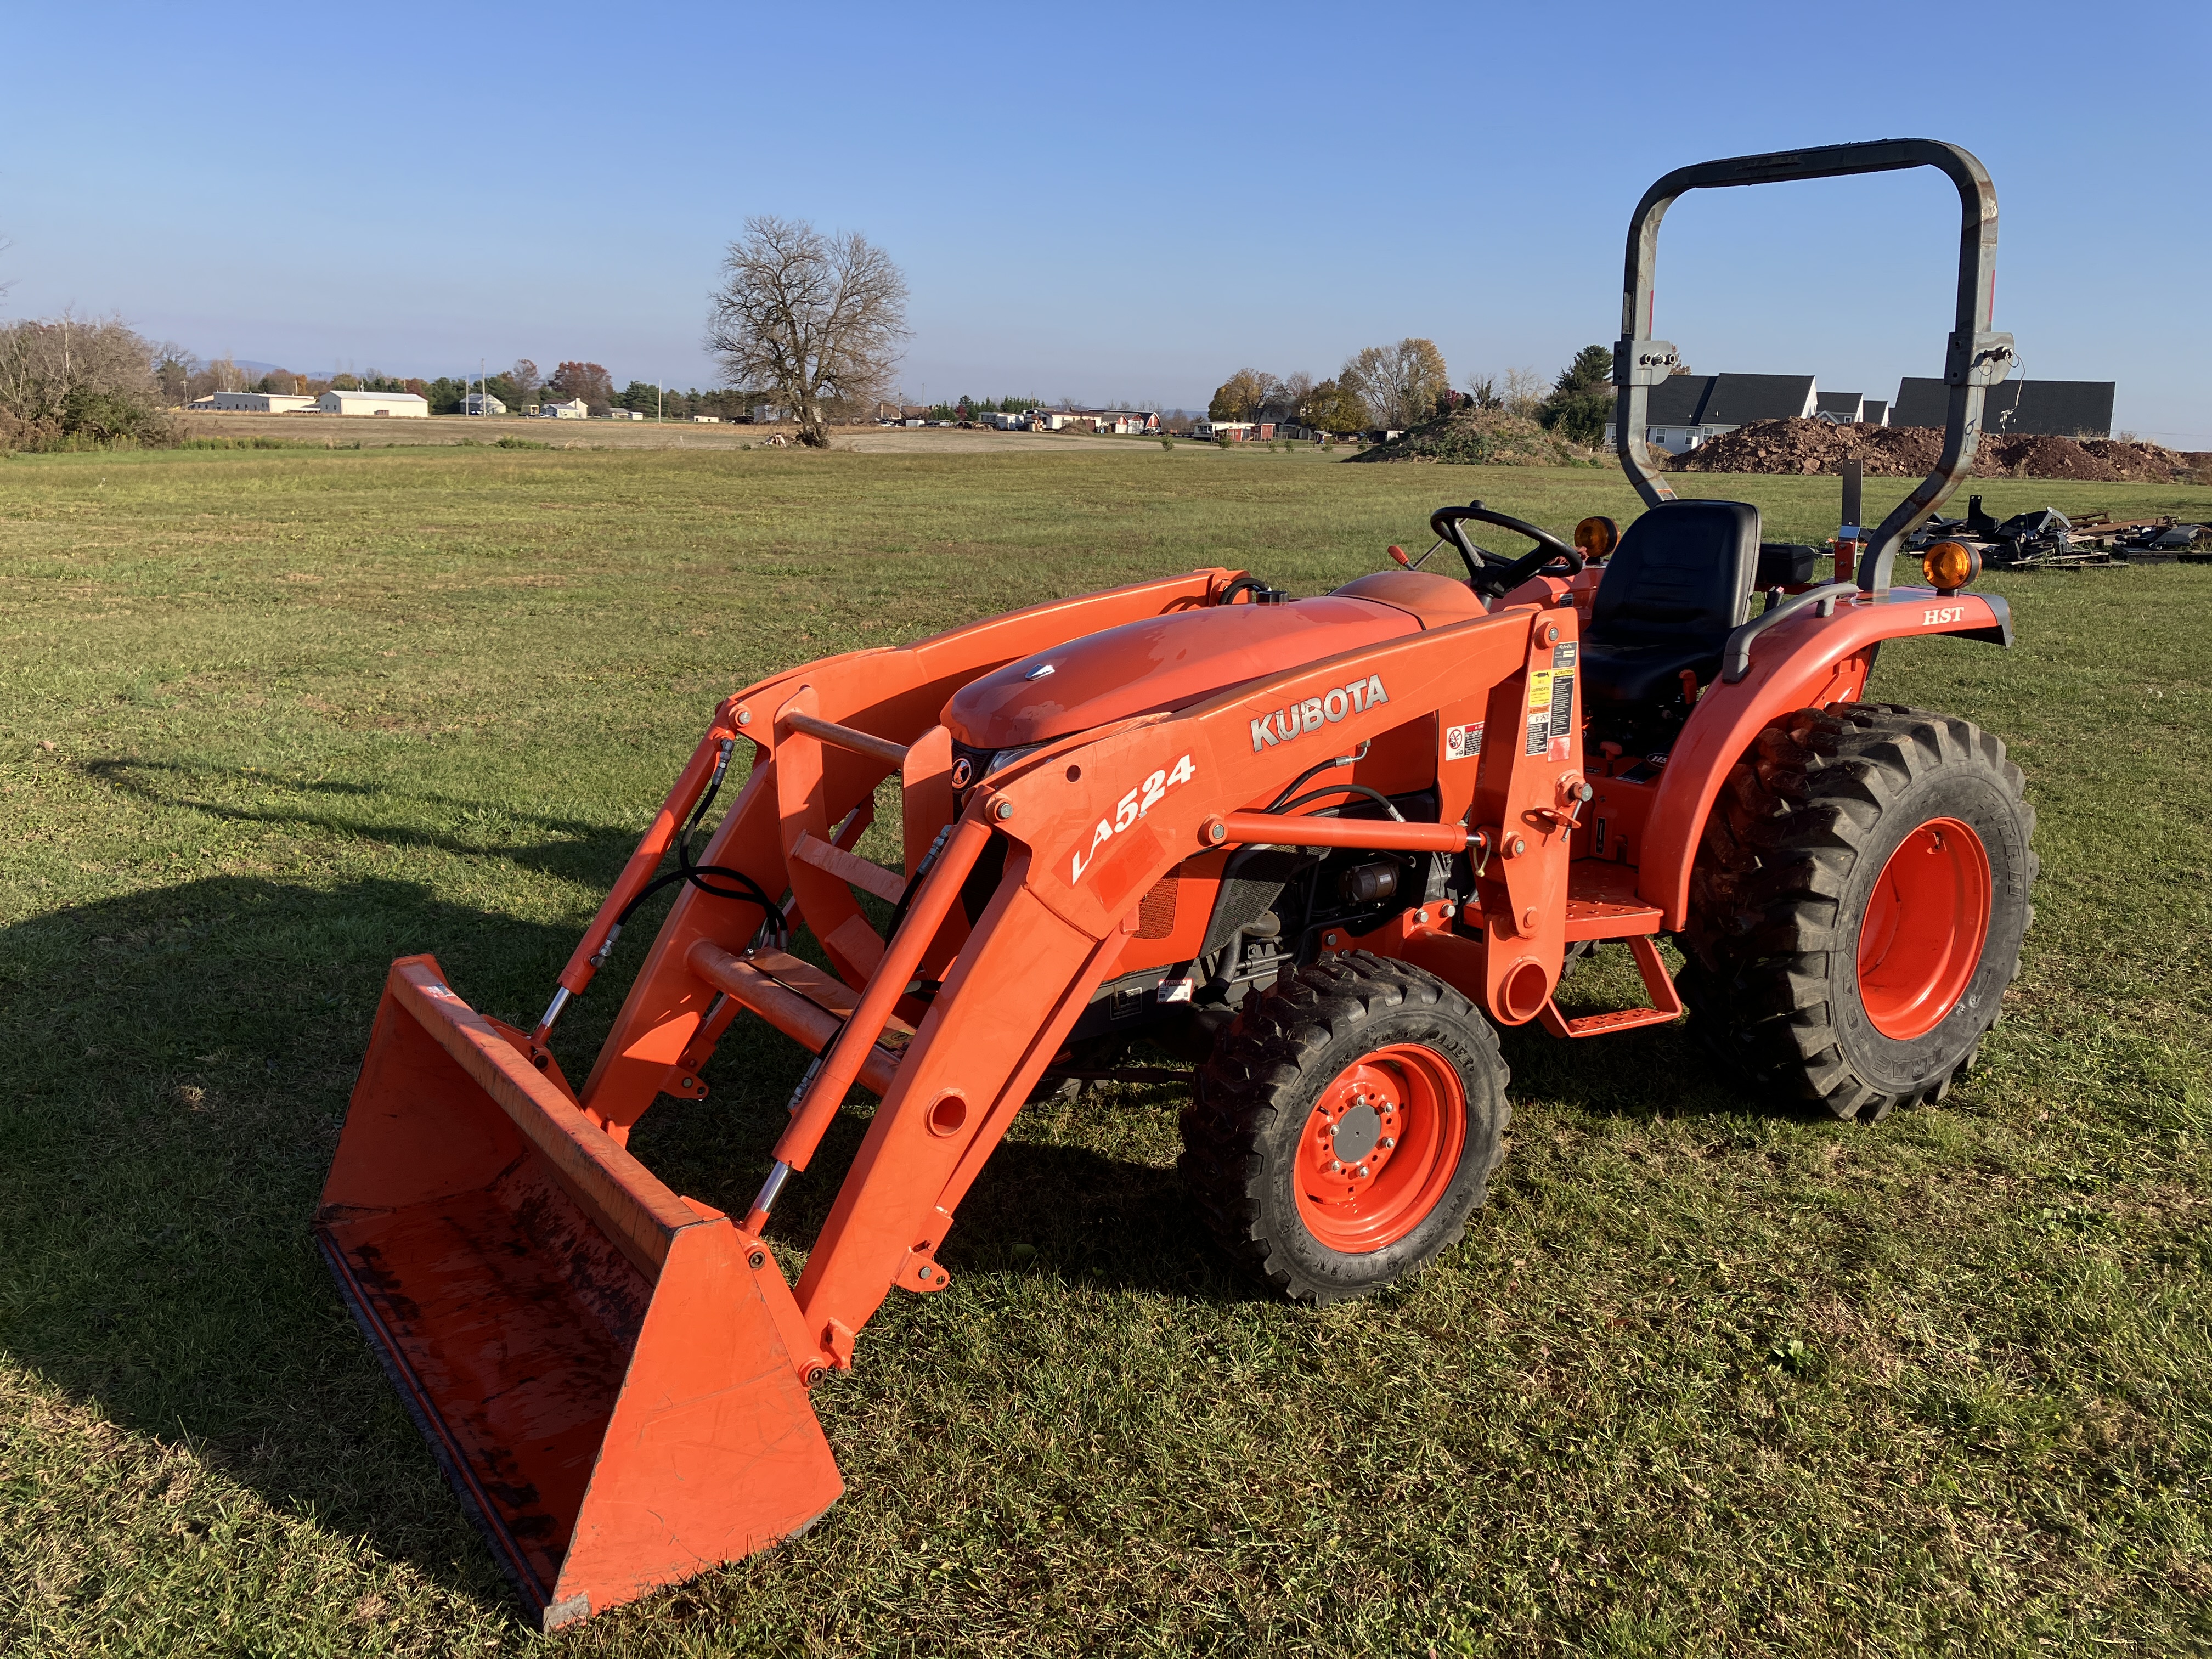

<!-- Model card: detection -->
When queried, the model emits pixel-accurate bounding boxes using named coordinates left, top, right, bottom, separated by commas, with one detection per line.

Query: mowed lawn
left=2, top=443, right=2208, bottom=1657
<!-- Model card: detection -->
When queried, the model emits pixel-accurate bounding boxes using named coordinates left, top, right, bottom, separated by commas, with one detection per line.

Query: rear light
left=1573, top=516, right=1618, bottom=559
left=1922, top=540, right=1979, bottom=595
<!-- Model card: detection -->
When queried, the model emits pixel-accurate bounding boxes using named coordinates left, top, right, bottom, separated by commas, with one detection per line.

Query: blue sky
left=6, top=2, right=2207, bottom=441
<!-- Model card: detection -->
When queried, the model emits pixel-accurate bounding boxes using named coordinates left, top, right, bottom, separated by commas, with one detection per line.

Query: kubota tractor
left=318, top=139, right=2036, bottom=1626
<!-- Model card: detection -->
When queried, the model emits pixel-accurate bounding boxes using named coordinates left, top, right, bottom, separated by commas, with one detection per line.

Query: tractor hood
left=944, top=594, right=1424, bottom=753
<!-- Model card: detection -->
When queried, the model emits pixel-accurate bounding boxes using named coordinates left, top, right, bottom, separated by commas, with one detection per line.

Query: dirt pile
left=1671, top=417, right=2202, bottom=482
left=1348, top=406, right=1596, bottom=467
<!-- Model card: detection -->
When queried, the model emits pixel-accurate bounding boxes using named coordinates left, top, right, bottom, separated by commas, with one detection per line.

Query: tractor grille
left=1135, top=878, right=1180, bottom=939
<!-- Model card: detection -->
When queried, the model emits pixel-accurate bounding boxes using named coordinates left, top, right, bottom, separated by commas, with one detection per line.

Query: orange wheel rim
left=1293, top=1043, right=1468, bottom=1253
left=1857, top=816, right=1992, bottom=1041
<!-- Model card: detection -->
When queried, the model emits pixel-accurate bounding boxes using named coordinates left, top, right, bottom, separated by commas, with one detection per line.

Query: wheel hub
left=1330, top=1101, right=1384, bottom=1164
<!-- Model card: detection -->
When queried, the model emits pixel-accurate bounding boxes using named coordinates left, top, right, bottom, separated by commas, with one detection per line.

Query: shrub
left=0, top=315, right=180, bottom=453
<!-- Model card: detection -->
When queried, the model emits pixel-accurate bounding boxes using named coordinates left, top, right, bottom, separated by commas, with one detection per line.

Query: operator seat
left=1579, top=499, right=1760, bottom=706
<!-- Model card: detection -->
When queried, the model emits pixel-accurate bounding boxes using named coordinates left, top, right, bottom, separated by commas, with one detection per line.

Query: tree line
left=1209, top=341, right=1617, bottom=444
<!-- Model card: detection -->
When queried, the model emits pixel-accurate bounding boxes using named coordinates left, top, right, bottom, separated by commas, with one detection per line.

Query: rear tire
left=1683, top=703, right=2036, bottom=1122
left=1180, top=952, right=1510, bottom=1304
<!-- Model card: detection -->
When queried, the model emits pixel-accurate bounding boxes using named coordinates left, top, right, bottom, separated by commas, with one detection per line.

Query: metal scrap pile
left=1907, top=496, right=2212, bottom=571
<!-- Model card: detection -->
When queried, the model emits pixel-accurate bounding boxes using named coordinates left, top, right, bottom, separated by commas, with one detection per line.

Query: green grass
left=2, top=443, right=2209, bottom=1656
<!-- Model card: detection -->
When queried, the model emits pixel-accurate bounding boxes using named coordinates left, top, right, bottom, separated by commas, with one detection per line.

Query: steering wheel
left=1427, top=501, right=1584, bottom=597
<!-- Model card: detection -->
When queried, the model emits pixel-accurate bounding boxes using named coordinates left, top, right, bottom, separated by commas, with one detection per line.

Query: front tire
left=1180, top=952, right=1510, bottom=1304
left=1684, top=703, right=2036, bottom=1122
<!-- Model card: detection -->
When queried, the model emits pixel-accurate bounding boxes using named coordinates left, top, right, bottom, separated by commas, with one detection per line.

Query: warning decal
left=1525, top=669, right=1554, bottom=755
left=1554, top=640, right=1578, bottom=669
left=1444, top=720, right=1484, bottom=761
left=1549, top=672, right=1575, bottom=750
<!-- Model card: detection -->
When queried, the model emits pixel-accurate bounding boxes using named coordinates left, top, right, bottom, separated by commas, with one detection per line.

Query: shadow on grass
left=82, top=757, right=628, bottom=890
left=1495, top=941, right=1827, bottom=1130
left=0, top=853, right=1223, bottom=1611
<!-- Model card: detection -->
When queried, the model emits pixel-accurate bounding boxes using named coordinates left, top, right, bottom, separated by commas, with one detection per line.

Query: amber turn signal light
left=1573, top=516, right=1619, bottom=560
left=1922, top=539, right=1980, bottom=595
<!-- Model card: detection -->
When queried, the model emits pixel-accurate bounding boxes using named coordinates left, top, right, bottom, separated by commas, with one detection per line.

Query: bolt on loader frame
left=319, top=139, right=2029, bottom=1627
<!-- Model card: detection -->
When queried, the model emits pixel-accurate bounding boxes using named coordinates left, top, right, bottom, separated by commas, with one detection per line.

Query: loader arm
left=569, top=568, right=1239, bottom=1134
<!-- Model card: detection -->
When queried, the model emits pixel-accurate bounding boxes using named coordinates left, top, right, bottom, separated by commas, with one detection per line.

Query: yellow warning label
left=1527, top=669, right=1553, bottom=710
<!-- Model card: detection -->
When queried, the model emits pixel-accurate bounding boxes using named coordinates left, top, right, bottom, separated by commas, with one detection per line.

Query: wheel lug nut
left=1330, top=1160, right=1344, bottom=1173
left=1355, top=1164, right=1370, bottom=1178
left=1378, top=1137, right=1395, bottom=1150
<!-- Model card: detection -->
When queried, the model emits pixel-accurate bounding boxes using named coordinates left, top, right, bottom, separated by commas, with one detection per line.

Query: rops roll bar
left=1611, top=139, right=2016, bottom=594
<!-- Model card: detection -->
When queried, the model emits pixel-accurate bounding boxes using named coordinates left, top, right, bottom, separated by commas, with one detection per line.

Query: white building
left=191, top=391, right=318, bottom=413
left=318, top=390, right=428, bottom=418
left=1641, top=374, right=1816, bottom=454
left=987, top=411, right=1032, bottom=430
left=1194, top=419, right=1259, bottom=442
left=751, top=404, right=793, bottom=424
left=691, top=414, right=722, bottom=423
left=540, top=398, right=591, bottom=419
left=462, top=391, right=507, bottom=416
left=603, top=408, right=644, bottom=420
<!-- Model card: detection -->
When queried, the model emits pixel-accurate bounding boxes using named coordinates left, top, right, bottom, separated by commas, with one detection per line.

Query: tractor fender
left=1637, top=588, right=2012, bottom=929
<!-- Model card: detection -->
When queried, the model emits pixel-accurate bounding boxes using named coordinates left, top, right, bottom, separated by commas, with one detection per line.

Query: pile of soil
left=1347, top=406, right=1597, bottom=467
left=1671, top=417, right=2206, bottom=482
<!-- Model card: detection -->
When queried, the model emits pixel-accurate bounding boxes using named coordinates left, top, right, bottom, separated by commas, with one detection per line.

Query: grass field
left=2, top=443, right=2209, bottom=1656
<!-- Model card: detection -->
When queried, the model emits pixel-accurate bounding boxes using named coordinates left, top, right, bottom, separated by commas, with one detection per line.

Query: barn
left=317, top=390, right=429, bottom=418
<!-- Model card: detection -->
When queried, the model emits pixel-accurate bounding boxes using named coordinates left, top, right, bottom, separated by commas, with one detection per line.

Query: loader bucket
left=316, top=956, right=840, bottom=1630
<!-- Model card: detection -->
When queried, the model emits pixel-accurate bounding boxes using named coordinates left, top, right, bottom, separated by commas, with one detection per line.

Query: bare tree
left=1501, top=366, right=1547, bottom=419
left=706, top=216, right=909, bottom=448
left=1273, top=370, right=1316, bottom=424
left=1340, top=338, right=1449, bottom=430
left=508, top=358, right=540, bottom=398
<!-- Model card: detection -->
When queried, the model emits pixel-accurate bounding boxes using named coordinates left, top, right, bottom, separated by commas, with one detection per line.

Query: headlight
left=1573, top=516, right=1618, bottom=560
left=985, top=744, right=1043, bottom=777
left=1921, top=540, right=1980, bottom=595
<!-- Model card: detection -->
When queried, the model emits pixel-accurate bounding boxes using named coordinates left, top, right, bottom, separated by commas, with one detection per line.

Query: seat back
left=1587, top=500, right=1761, bottom=649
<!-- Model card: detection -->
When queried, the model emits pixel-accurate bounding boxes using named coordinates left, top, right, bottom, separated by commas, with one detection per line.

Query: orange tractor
left=319, top=139, right=2036, bottom=1626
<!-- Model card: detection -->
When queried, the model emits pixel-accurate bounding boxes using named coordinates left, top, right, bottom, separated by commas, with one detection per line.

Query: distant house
left=1891, top=377, right=2113, bottom=437
left=1195, top=419, right=1266, bottom=442
left=540, top=398, right=590, bottom=419
left=191, top=391, right=317, bottom=413
left=1861, top=399, right=1888, bottom=426
left=1641, top=373, right=1817, bottom=453
left=986, top=411, right=1032, bottom=430
left=691, top=414, right=722, bottom=424
left=603, top=408, right=644, bottom=420
left=318, top=390, right=428, bottom=417
left=1814, top=391, right=1864, bottom=425
left=1033, top=408, right=1159, bottom=435
left=462, top=391, right=507, bottom=416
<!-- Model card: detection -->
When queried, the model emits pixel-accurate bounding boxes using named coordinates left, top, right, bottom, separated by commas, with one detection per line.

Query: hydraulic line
left=1271, top=783, right=1406, bottom=821
left=1267, top=741, right=1369, bottom=812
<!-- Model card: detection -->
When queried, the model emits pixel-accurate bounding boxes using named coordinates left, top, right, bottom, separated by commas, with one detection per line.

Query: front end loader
left=319, top=138, right=2036, bottom=1626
